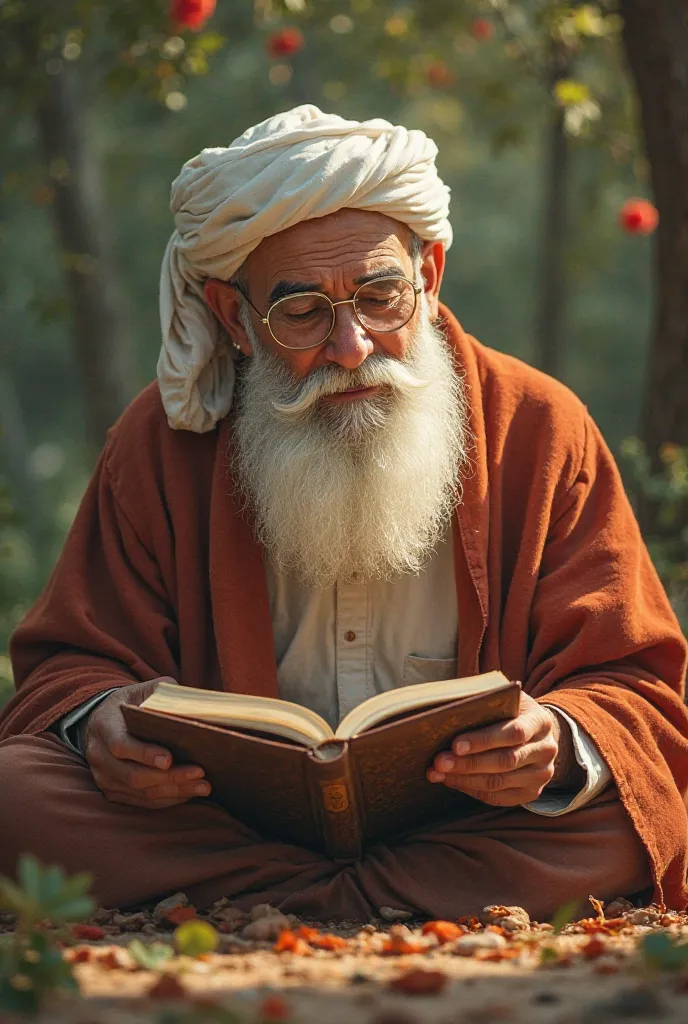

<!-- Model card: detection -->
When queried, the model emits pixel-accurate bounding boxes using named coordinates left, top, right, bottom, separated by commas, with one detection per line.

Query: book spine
left=307, top=742, right=363, bottom=860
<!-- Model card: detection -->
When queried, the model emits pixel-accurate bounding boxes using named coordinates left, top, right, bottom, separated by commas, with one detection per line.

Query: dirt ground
left=4, top=898, right=688, bottom=1023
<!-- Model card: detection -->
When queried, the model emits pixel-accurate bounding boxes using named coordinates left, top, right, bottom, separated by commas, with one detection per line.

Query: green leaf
left=0, top=878, right=28, bottom=916
left=49, top=896, right=95, bottom=923
left=127, top=939, right=175, bottom=970
left=196, top=32, right=225, bottom=54
left=174, top=920, right=219, bottom=957
left=573, top=5, right=606, bottom=37
left=540, top=944, right=558, bottom=964
left=641, top=931, right=688, bottom=972
left=554, top=79, right=590, bottom=107
left=37, top=864, right=66, bottom=906
left=0, top=976, right=39, bottom=1016
left=550, top=900, right=581, bottom=934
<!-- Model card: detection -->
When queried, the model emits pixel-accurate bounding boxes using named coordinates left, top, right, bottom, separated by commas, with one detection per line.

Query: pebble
left=211, top=907, right=247, bottom=930
left=605, top=897, right=634, bottom=917
left=479, top=904, right=530, bottom=931
left=625, top=909, right=660, bottom=927
left=249, top=903, right=283, bottom=921
left=112, top=911, right=149, bottom=930
left=91, top=908, right=116, bottom=924
left=379, top=906, right=413, bottom=922
left=242, top=912, right=291, bottom=940
left=152, top=892, right=189, bottom=922
left=453, top=931, right=507, bottom=955
left=498, top=915, right=528, bottom=933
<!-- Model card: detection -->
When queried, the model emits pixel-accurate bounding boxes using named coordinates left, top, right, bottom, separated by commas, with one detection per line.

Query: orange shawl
left=3, top=309, right=688, bottom=905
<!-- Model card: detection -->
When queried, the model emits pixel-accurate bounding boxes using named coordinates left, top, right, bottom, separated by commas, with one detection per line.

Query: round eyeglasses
left=234, top=275, right=422, bottom=351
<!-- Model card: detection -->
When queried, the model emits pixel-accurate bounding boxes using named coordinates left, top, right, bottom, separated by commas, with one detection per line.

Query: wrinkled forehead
left=243, top=209, right=416, bottom=299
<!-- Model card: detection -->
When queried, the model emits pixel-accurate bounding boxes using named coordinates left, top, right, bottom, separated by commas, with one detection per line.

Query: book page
left=141, top=681, right=335, bottom=746
left=334, top=671, right=511, bottom=739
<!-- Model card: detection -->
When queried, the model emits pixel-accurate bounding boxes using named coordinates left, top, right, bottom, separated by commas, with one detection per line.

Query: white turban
left=158, top=104, right=452, bottom=433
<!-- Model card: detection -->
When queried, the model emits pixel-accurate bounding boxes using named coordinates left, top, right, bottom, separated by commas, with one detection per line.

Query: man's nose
left=324, top=303, right=374, bottom=369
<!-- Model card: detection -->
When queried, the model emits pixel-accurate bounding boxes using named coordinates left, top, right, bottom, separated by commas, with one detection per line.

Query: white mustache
left=271, top=355, right=430, bottom=421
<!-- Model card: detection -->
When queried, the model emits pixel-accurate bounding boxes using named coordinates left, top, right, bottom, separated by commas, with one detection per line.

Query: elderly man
left=1, top=106, right=687, bottom=920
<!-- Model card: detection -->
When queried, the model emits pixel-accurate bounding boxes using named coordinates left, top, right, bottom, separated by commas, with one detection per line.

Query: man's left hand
left=426, top=692, right=568, bottom=806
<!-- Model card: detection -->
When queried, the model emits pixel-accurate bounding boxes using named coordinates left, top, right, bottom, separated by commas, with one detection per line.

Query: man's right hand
left=82, top=679, right=211, bottom=809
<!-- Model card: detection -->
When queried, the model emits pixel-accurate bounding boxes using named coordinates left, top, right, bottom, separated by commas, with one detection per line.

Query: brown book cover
left=123, top=681, right=521, bottom=859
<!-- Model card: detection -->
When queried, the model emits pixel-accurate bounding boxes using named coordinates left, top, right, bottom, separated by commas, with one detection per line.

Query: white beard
left=231, top=302, right=471, bottom=588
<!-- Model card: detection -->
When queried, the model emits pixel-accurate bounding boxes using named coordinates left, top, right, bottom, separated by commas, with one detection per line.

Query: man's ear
left=419, top=241, right=445, bottom=320
left=203, top=279, right=254, bottom=357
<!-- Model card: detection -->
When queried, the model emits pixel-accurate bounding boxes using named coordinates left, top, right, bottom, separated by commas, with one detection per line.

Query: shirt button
left=344, top=631, right=356, bottom=642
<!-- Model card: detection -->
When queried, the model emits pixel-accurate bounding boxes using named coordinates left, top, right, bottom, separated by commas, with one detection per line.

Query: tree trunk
left=0, top=370, right=49, bottom=569
left=620, top=0, right=688, bottom=454
left=35, top=62, right=134, bottom=449
left=534, top=47, right=570, bottom=379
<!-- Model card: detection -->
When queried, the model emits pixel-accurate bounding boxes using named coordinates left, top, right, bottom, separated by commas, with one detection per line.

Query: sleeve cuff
left=523, top=704, right=611, bottom=817
left=56, top=689, right=120, bottom=756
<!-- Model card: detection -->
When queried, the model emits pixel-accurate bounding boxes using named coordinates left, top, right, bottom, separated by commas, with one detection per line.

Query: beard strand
left=231, top=305, right=472, bottom=588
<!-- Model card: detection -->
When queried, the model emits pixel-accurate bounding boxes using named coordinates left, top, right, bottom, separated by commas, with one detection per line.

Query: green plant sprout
left=640, top=931, right=688, bottom=973
left=0, top=854, right=94, bottom=1015
left=127, top=938, right=175, bottom=970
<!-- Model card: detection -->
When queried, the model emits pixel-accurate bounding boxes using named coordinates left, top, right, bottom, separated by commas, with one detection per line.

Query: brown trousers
left=0, top=734, right=651, bottom=920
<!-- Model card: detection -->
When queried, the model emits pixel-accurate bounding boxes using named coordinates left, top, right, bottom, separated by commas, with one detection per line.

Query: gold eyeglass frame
left=233, top=275, right=423, bottom=351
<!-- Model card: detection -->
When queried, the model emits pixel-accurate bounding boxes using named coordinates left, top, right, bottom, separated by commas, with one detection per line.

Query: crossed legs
left=0, top=734, right=651, bottom=920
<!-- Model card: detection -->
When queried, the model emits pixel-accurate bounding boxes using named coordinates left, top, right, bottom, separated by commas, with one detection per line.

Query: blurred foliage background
left=0, top=0, right=686, bottom=706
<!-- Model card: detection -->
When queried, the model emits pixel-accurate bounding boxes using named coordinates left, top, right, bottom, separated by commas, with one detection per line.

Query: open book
left=124, top=672, right=520, bottom=859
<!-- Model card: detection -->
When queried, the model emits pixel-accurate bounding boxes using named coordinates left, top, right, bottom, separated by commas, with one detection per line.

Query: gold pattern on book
left=321, top=782, right=349, bottom=813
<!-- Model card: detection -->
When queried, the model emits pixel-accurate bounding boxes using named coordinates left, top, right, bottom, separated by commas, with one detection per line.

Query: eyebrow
left=267, top=265, right=407, bottom=305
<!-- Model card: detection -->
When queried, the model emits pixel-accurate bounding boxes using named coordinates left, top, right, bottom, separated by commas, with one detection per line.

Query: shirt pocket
left=402, top=654, right=459, bottom=687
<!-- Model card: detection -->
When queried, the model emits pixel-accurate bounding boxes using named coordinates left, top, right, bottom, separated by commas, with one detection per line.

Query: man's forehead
left=245, top=209, right=414, bottom=295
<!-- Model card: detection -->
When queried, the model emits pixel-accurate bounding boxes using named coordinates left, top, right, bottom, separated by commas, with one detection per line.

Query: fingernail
left=185, top=767, right=204, bottom=781
left=427, top=771, right=445, bottom=783
left=154, top=756, right=169, bottom=769
left=437, top=755, right=455, bottom=772
left=453, top=740, right=470, bottom=755
left=194, top=783, right=211, bottom=796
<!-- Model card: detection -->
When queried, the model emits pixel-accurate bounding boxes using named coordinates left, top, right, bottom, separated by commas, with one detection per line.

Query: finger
left=103, top=790, right=194, bottom=810
left=448, top=788, right=536, bottom=808
left=107, top=731, right=175, bottom=770
left=91, top=747, right=206, bottom=791
left=450, top=710, right=545, bottom=757
left=430, top=764, right=554, bottom=795
left=434, top=738, right=556, bottom=776
left=140, top=780, right=212, bottom=801
left=98, top=774, right=211, bottom=801
left=89, top=708, right=176, bottom=770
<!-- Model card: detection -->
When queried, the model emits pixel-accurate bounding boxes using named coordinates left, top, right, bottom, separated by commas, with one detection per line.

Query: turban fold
left=158, top=104, right=452, bottom=432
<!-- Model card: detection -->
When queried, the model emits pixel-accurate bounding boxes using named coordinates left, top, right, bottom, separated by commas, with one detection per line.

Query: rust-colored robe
left=3, top=309, right=688, bottom=906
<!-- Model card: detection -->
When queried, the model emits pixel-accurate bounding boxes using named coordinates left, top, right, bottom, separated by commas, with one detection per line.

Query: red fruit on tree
left=426, top=61, right=455, bottom=88
left=471, top=18, right=495, bottom=41
left=170, top=0, right=216, bottom=31
left=266, top=27, right=305, bottom=58
left=619, top=198, right=659, bottom=235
